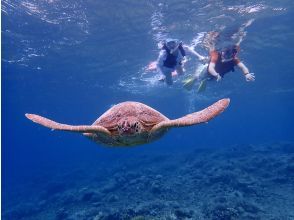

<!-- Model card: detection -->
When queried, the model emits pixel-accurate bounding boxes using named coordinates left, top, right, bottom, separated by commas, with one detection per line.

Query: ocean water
left=2, top=0, right=294, bottom=219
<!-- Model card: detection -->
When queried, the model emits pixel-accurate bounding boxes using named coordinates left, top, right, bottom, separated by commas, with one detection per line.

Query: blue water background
left=2, top=0, right=294, bottom=212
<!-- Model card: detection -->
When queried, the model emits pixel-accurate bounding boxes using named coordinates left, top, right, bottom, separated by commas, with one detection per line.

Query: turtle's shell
left=87, top=102, right=169, bottom=146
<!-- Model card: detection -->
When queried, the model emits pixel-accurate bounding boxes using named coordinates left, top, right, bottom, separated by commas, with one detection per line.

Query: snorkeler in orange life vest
left=183, top=31, right=255, bottom=92
left=207, top=45, right=255, bottom=82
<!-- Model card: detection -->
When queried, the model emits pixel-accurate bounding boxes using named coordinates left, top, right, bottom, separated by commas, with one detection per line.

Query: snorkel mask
left=222, top=45, right=240, bottom=61
left=165, top=39, right=180, bottom=53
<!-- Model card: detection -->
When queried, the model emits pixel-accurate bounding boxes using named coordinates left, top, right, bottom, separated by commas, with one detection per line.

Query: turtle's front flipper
left=25, top=114, right=111, bottom=136
left=150, top=98, right=230, bottom=133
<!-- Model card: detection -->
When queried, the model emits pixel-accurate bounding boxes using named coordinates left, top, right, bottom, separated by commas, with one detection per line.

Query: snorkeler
left=147, top=38, right=206, bottom=85
left=157, top=38, right=185, bottom=85
left=183, top=29, right=255, bottom=92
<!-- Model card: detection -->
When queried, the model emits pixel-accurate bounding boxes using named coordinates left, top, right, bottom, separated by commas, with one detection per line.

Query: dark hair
left=232, top=45, right=240, bottom=54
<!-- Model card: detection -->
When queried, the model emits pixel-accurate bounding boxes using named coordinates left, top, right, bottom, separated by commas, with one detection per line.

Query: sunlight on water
left=116, top=2, right=258, bottom=109
left=2, top=0, right=89, bottom=68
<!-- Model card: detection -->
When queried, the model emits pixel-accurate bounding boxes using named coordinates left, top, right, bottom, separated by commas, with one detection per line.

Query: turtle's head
left=117, top=117, right=142, bottom=136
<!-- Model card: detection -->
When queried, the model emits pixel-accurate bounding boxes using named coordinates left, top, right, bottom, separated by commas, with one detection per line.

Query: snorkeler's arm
left=237, top=62, right=249, bottom=75
left=156, top=50, right=167, bottom=71
left=208, top=62, right=221, bottom=81
left=237, top=62, right=255, bottom=81
left=183, top=45, right=208, bottom=62
left=156, top=50, right=167, bottom=74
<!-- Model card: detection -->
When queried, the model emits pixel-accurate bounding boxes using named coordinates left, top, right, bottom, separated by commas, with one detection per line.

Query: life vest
left=162, top=43, right=186, bottom=68
left=213, top=51, right=236, bottom=77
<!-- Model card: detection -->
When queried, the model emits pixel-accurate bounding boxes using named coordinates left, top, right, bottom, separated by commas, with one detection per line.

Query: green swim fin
left=197, top=79, right=207, bottom=93
left=183, top=77, right=197, bottom=91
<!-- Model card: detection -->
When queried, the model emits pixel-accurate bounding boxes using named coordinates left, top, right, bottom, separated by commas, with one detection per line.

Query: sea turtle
left=25, top=98, right=229, bottom=147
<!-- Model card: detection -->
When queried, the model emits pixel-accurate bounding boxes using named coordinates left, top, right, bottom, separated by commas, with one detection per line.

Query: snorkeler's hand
left=171, top=71, right=178, bottom=77
left=199, top=56, right=209, bottom=64
left=245, top=73, right=255, bottom=82
left=181, top=57, right=188, bottom=65
left=216, top=73, right=222, bottom=82
left=146, top=61, right=157, bottom=72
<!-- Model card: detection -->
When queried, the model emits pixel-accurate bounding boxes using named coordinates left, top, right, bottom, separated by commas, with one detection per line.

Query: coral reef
left=3, top=142, right=294, bottom=219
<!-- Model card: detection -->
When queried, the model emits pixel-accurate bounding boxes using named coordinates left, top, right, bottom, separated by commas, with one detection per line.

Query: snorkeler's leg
left=164, top=71, right=173, bottom=85
left=176, top=65, right=184, bottom=76
left=183, top=64, right=207, bottom=91
left=158, top=66, right=173, bottom=85
left=196, top=69, right=213, bottom=93
left=195, top=64, right=209, bottom=81
left=157, top=66, right=166, bottom=82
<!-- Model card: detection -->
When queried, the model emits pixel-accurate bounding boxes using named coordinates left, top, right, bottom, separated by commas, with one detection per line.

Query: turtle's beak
left=118, top=120, right=141, bottom=136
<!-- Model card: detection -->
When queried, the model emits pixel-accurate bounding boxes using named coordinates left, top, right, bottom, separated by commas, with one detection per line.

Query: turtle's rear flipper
left=25, top=114, right=111, bottom=135
left=150, top=98, right=230, bottom=133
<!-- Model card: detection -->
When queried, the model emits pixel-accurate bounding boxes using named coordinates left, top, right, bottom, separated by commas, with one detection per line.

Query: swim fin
left=197, top=79, right=207, bottom=93
left=183, top=76, right=197, bottom=91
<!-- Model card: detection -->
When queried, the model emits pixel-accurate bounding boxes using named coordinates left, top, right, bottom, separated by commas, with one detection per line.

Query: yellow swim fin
left=197, top=79, right=207, bottom=93
left=183, top=77, right=197, bottom=91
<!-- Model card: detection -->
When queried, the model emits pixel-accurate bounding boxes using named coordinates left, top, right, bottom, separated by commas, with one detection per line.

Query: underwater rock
left=6, top=142, right=294, bottom=220
left=125, top=171, right=140, bottom=179
left=56, top=208, right=69, bottom=220
left=92, top=201, right=104, bottom=207
left=155, top=174, right=163, bottom=180
left=114, top=174, right=127, bottom=185
left=42, top=181, right=68, bottom=198
left=37, top=199, right=47, bottom=208
left=83, top=208, right=104, bottom=219
left=210, top=205, right=239, bottom=220
left=285, top=164, right=294, bottom=174
left=235, top=181, right=257, bottom=195
left=272, top=176, right=289, bottom=184
left=93, top=211, right=104, bottom=220
left=130, top=216, right=149, bottom=220
left=129, top=178, right=139, bottom=185
left=99, top=208, right=140, bottom=220
left=174, top=208, right=193, bottom=219
left=280, top=143, right=294, bottom=154
left=207, top=172, right=237, bottom=186
left=101, top=181, right=118, bottom=193
left=150, top=181, right=162, bottom=194
left=239, top=201, right=260, bottom=214
left=60, top=192, right=77, bottom=205
left=81, top=191, right=101, bottom=202
left=105, top=194, right=119, bottom=203
left=3, top=203, right=40, bottom=220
